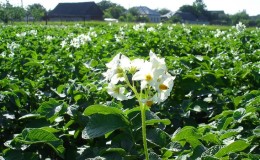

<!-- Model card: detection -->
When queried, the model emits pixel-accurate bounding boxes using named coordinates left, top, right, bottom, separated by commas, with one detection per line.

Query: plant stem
left=123, top=74, right=149, bottom=159
left=141, top=105, right=149, bottom=160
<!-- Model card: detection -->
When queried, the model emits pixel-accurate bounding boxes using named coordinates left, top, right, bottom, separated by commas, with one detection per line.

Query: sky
left=2, top=0, right=260, bottom=16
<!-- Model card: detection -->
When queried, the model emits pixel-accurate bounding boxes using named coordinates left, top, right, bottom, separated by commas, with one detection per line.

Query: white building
left=133, top=6, right=161, bottom=23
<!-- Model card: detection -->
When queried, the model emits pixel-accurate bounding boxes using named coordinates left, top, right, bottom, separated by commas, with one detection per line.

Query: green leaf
left=217, top=116, right=234, bottom=130
left=3, top=150, right=39, bottom=160
left=13, top=94, right=21, bottom=107
left=16, top=128, right=65, bottom=158
left=147, top=128, right=171, bottom=147
left=108, top=132, right=134, bottom=152
left=233, top=108, right=251, bottom=123
left=233, top=96, right=243, bottom=108
left=19, top=114, right=41, bottom=120
left=172, top=126, right=203, bottom=149
left=220, top=126, right=243, bottom=140
left=82, top=114, right=129, bottom=139
left=83, top=105, right=123, bottom=116
left=40, top=127, right=60, bottom=133
left=191, top=145, right=206, bottom=159
left=149, top=152, right=161, bottom=160
left=36, top=99, right=64, bottom=122
left=210, top=110, right=233, bottom=121
left=222, top=117, right=234, bottom=130
left=201, top=156, right=219, bottom=160
left=166, top=142, right=183, bottom=152
left=24, top=61, right=41, bottom=67
left=214, top=140, right=250, bottom=158
left=90, top=59, right=99, bottom=67
left=146, top=119, right=171, bottom=126
left=201, top=133, right=221, bottom=145
left=195, top=55, right=204, bottom=61
left=51, top=87, right=66, bottom=98
left=201, top=145, right=222, bottom=157
left=233, top=108, right=246, bottom=120
left=253, top=126, right=260, bottom=137
left=74, top=94, right=82, bottom=102
left=101, top=148, right=126, bottom=156
left=37, top=99, right=60, bottom=116
left=162, top=150, right=172, bottom=159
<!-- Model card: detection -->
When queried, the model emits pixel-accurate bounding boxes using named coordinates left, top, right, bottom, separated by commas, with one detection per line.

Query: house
left=133, top=6, right=161, bottom=23
left=161, top=11, right=209, bottom=24
left=208, top=10, right=228, bottom=25
left=161, top=11, right=175, bottom=20
left=208, top=10, right=225, bottom=19
left=48, top=2, right=104, bottom=21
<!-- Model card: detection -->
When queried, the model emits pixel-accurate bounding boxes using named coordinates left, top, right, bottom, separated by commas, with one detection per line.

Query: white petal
left=131, top=58, right=144, bottom=70
left=106, top=53, right=121, bottom=68
left=149, top=50, right=166, bottom=71
left=120, top=55, right=131, bottom=70
left=132, top=71, right=144, bottom=81
left=110, top=74, right=120, bottom=84
left=140, top=81, right=148, bottom=90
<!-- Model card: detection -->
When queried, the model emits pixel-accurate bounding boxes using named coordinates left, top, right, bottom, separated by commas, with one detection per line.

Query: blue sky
left=3, top=0, right=260, bottom=16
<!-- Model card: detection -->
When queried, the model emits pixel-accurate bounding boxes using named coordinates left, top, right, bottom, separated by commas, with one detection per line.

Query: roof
left=208, top=10, right=225, bottom=15
left=49, top=2, right=103, bottom=17
left=197, top=15, right=209, bottom=21
left=134, top=6, right=160, bottom=16
left=174, top=11, right=197, bottom=21
left=161, top=11, right=175, bottom=18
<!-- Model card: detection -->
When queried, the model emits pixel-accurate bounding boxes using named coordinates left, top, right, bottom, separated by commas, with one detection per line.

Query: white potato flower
left=129, top=58, right=144, bottom=73
left=149, top=51, right=167, bottom=71
left=102, top=51, right=175, bottom=104
left=107, top=83, right=133, bottom=101
left=132, top=61, right=162, bottom=90
left=153, top=73, right=175, bottom=103
left=103, top=53, right=125, bottom=84
left=61, top=40, right=67, bottom=48
left=105, top=53, right=121, bottom=68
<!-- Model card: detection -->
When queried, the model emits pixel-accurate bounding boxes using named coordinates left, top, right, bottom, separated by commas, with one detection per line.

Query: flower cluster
left=16, top=29, right=37, bottom=38
left=7, top=42, right=20, bottom=54
left=233, top=22, right=246, bottom=32
left=61, top=31, right=97, bottom=48
left=103, top=51, right=175, bottom=106
left=70, top=34, right=92, bottom=48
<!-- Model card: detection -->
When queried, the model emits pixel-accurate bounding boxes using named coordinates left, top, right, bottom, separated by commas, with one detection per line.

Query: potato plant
left=0, top=22, right=259, bottom=159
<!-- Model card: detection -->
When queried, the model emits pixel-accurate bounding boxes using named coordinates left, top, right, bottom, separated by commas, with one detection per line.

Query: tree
left=10, top=6, right=26, bottom=21
left=0, top=1, right=12, bottom=23
left=118, top=8, right=139, bottom=22
left=230, top=10, right=250, bottom=25
left=104, top=5, right=126, bottom=19
left=169, top=15, right=182, bottom=23
left=0, top=1, right=25, bottom=23
left=178, top=0, right=207, bottom=17
left=156, top=8, right=171, bottom=15
left=178, top=5, right=196, bottom=16
left=192, top=0, right=207, bottom=17
left=97, top=0, right=115, bottom=11
left=119, top=8, right=137, bottom=22
left=97, top=0, right=126, bottom=19
left=27, top=3, right=46, bottom=21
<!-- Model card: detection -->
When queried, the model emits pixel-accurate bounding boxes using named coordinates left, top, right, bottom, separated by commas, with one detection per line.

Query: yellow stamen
left=159, top=84, right=168, bottom=90
left=113, top=87, right=120, bottom=94
left=146, top=100, right=153, bottom=107
left=129, top=67, right=137, bottom=74
left=116, top=67, right=123, bottom=74
left=145, top=74, right=152, bottom=81
left=116, top=67, right=124, bottom=78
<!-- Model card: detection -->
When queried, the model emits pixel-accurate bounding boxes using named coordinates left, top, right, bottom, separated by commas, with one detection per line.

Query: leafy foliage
left=0, top=22, right=259, bottom=159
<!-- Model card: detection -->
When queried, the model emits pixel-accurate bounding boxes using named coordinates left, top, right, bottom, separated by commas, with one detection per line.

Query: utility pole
left=21, top=0, right=23, bottom=8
